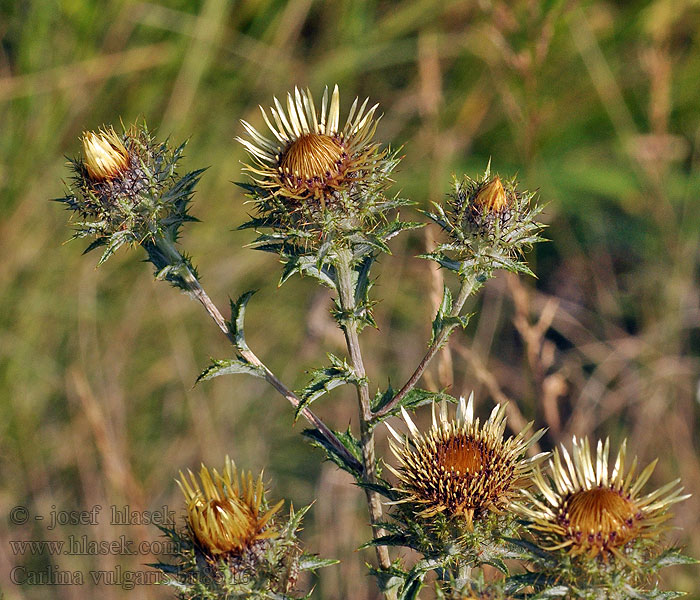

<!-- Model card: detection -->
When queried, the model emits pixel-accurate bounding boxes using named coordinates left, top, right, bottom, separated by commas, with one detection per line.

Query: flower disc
left=516, top=437, right=689, bottom=558
left=387, top=394, right=546, bottom=528
left=237, top=85, right=385, bottom=209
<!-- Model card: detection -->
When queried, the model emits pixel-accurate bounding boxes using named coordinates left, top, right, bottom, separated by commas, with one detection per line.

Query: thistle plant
left=54, top=87, right=694, bottom=599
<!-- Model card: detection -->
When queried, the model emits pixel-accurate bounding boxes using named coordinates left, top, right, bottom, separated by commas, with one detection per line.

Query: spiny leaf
left=371, top=387, right=456, bottom=426
left=196, top=357, right=264, bottom=382
left=504, top=537, right=555, bottom=561
left=298, top=555, right=340, bottom=571
left=281, top=503, right=312, bottom=540
left=228, top=290, right=256, bottom=351
left=356, top=480, right=400, bottom=501
left=485, top=557, right=509, bottom=575
left=295, top=354, right=362, bottom=421
left=97, top=230, right=135, bottom=266
left=302, top=426, right=363, bottom=479
left=430, top=284, right=471, bottom=345
left=528, top=586, right=569, bottom=599
left=280, top=254, right=335, bottom=288
left=650, top=548, right=698, bottom=568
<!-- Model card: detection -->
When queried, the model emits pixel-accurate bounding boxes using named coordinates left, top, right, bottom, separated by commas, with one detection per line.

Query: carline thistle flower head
left=236, top=86, right=404, bottom=253
left=177, top=456, right=283, bottom=556
left=238, top=85, right=385, bottom=208
left=515, top=437, right=689, bottom=560
left=59, top=122, right=202, bottom=266
left=82, top=128, right=130, bottom=181
left=386, top=394, right=547, bottom=529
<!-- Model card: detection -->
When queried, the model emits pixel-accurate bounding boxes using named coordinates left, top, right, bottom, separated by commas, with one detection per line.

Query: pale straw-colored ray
left=328, top=84, right=340, bottom=134
left=595, top=438, right=609, bottom=486
left=400, top=406, right=420, bottom=438
left=560, top=443, right=580, bottom=490
left=611, top=439, right=626, bottom=483
left=273, top=96, right=295, bottom=139
left=319, top=86, right=329, bottom=132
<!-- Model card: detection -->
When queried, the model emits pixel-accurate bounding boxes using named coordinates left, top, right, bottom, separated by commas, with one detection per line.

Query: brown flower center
left=560, top=487, right=638, bottom=552
left=436, top=436, right=485, bottom=474
left=279, top=133, right=345, bottom=182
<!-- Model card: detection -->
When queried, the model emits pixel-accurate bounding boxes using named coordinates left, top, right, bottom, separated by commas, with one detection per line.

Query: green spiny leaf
left=302, top=426, right=363, bottom=479
left=371, top=388, right=456, bottom=427
left=196, top=357, right=264, bottom=382
left=298, top=555, right=340, bottom=571
left=228, top=290, right=256, bottom=351
left=295, top=354, right=362, bottom=421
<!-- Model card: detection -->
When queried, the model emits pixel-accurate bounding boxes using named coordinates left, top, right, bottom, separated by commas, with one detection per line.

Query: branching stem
left=155, top=238, right=363, bottom=474
left=334, top=249, right=395, bottom=590
left=372, top=273, right=479, bottom=420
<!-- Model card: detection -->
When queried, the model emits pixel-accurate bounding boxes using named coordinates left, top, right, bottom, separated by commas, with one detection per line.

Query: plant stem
left=155, top=237, right=363, bottom=474
left=372, top=273, right=478, bottom=420
left=334, top=249, right=394, bottom=586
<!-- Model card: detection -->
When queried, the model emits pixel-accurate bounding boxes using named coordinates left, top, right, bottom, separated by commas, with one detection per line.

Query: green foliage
left=295, top=353, right=364, bottom=420
left=370, top=387, right=456, bottom=428
left=302, top=426, right=364, bottom=480
left=228, top=290, right=257, bottom=351
left=430, top=285, right=472, bottom=347
left=373, top=508, right=522, bottom=578
left=196, top=357, right=264, bottom=382
left=505, top=537, right=697, bottom=600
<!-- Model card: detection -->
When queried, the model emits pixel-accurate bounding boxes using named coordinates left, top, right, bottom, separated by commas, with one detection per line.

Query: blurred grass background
left=1, top=0, right=700, bottom=598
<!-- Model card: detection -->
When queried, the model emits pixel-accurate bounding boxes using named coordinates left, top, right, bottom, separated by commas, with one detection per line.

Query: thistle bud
left=423, top=163, right=544, bottom=278
left=81, top=128, right=129, bottom=181
left=57, top=122, right=203, bottom=267
left=177, top=457, right=283, bottom=556
left=154, top=457, right=336, bottom=599
left=473, top=176, right=507, bottom=214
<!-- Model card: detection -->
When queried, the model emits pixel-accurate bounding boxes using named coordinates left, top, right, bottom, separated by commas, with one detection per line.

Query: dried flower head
left=515, top=437, right=689, bottom=560
left=423, top=163, right=544, bottom=278
left=58, top=122, right=202, bottom=266
left=177, top=456, right=283, bottom=556
left=238, top=85, right=385, bottom=208
left=386, top=394, right=547, bottom=528
left=236, top=86, right=409, bottom=261
left=82, top=128, right=129, bottom=181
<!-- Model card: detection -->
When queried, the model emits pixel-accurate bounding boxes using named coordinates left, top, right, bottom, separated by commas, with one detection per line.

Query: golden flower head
left=81, top=127, right=129, bottom=181
left=515, top=437, right=689, bottom=559
left=237, top=85, right=385, bottom=209
left=473, top=176, right=508, bottom=214
left=386, top=393, right=547, bottom=528
left=177, top=456, right=283, bottom=556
